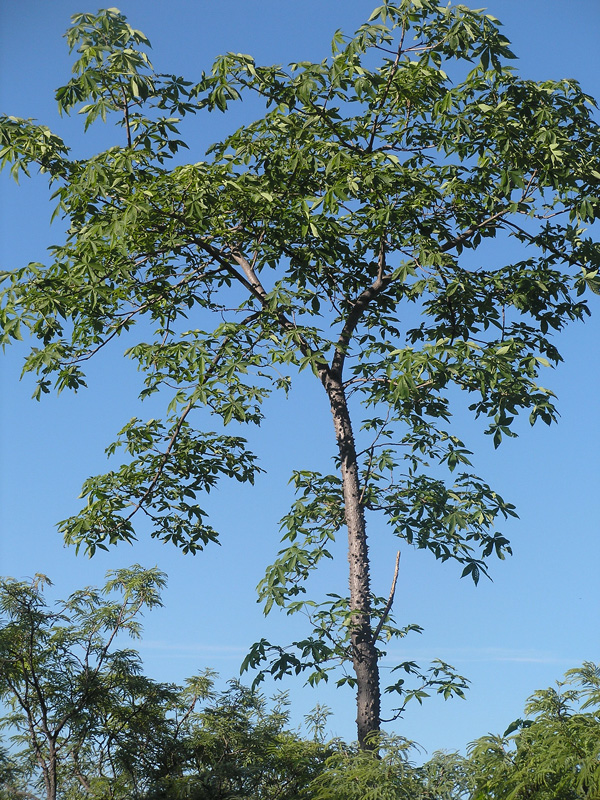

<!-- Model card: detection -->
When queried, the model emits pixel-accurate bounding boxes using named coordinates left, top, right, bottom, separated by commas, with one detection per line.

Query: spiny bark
left=321, top=367, right=380, bottom=749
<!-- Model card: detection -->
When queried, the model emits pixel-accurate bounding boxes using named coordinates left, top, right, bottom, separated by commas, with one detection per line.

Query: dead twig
left=372, top=551, right=401, bottom=644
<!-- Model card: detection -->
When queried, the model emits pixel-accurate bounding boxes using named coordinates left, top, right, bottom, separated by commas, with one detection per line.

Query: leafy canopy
left=0, top=566, right=184, bottom=799
left=469, top=663, right=600, bottom=800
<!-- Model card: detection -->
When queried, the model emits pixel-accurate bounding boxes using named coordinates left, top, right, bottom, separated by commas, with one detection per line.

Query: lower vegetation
left=1, top=568, right=598, bottom=800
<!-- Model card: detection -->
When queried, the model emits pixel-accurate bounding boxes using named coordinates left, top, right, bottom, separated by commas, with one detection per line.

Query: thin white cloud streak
left=139, top=640, right=247, bottom=656
left=139, top=642, right=584, bottom=667
left=380, top=646, right=577, bottom=666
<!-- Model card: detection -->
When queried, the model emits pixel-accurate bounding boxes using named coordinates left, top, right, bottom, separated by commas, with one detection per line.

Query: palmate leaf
left=60, top=418, right=263, bottom=556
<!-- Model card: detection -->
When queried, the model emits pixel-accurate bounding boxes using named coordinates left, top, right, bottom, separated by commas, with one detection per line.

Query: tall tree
left=1, top=2, right=599, bottom=747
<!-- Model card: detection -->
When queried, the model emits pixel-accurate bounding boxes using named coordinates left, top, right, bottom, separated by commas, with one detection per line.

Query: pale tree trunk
left=233, top=243, right=384, bottom=747
left=321, top=369, right=380, bottom=748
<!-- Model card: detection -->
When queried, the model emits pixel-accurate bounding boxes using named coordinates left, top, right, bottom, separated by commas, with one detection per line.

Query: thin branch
left=372, top=551, right=401, bottom=644
left=331, top=236, right=391, bottom=378
left=371, top=43, right=401, bottom=56
left=174, top=693, right=199, bottom=738
left=504, top=218, right=584, bottom=268
left=6, top=671, right=51, bottom=796
left=249, top=228, right=266, bottom=271
left=194, top=238, right=264, bottom=301
left=367, top=28, right=406, bottom=152
left=227, top=67, right=363, bottom=153
left=378, top=142, right=436, bottom=153
left=440, top=172, right=543, bottom=256
left=358, top=407, right=391, bottom=505
left=230, top=246, right=268, bottom=300
left=304, top=97, right=365, bottom=154
left=66, top=260, right=207, bottom=366
left=228, top=242, right=326, bottom=365
left=108, top=77, right=133, bottom=148
left=344, top=376, right=434, bottom=392
left=72, top=756, right=93, bottom=793
left=522, top=167, right=538, bottom=200
left=404, top=39, right=444, bottom=54
left=121, top=320, right=256, bottom=526
left=122, top=96, right=132, bottom=149
left=440, top=206, right=510, bottom=253
left=196, top=235, right=326, bottom=376
left=376, top=232, right=387, bottom=284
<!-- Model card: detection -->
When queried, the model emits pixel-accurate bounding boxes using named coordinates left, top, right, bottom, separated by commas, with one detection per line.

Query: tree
left=468, top=663, right=600, bottom=800
left=147, top=680, right=329, bottom=800
left=1, top=1, right=599, bottom=748
left=0, top=744, right=29, bottom=800
left=0, top=566, right=194, bottom=800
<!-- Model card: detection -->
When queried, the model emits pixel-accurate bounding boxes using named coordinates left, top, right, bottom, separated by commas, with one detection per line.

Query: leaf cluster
left=469, top=663, right=600, bottom=800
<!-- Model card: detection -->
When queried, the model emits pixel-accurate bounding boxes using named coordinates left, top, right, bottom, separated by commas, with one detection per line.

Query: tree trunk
left=47, top=744, right=57, bottom=800
left=321, top=369, right=380, bottom=749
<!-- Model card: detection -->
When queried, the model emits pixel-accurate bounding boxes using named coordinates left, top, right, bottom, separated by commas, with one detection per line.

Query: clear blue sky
left=1, top=0, right=599, bottom=756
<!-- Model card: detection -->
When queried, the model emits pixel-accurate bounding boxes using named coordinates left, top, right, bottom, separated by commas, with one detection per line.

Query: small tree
left=0, top=566, right=190, bottom=800
left=468, top=663, right=600, bottom=800
left=1, top=2, right=599, bottom=747
left=146, top=680, right=329, bottom=800
left=0, top=745, right=29, bottom=800
left=310, top=738, right=473, bottom=800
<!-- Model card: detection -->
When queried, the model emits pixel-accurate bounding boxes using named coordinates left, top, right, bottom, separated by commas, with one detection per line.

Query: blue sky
left=1, top=0, right=600, bottom=756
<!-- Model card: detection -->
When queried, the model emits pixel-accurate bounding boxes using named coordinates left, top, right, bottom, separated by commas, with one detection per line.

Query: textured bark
left=321, top=368, right=380, bottom=749
left=41, top=743, right=57, bottom=800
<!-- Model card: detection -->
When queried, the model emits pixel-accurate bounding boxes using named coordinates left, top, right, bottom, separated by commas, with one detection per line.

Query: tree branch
left=367, top=29, right=406, bottom=152
left=119, top=315, right=259, bottom=528
left=372, top=551, right=401, bottom=644
left=194, top=238, right=265, bottom=302
left=331, top=235, right=391, bottom=378
left=440, top=206, right=510, bottom=253
left=203, top=237, right=328, bottom=368
left=230, top=246, right=268, bottom=300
